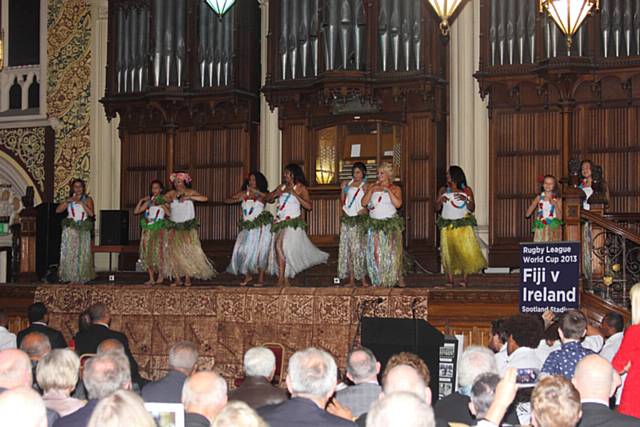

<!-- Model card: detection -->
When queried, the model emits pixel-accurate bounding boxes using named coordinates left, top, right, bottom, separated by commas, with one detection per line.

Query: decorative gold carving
left=0, top=127, right=46, bottom=192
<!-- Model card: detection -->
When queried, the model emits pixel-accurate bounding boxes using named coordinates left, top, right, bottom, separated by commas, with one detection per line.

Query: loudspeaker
left=100, top=210, right=129, bottom=245
left=36, top=203, right=64, bottom=281
left=362, top=317, right=444, bottom=402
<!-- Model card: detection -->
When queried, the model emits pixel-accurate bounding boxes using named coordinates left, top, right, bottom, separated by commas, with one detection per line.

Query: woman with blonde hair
left=87, top=390, right=155, bottom=427
left=37, top=349, right=85, bottom=417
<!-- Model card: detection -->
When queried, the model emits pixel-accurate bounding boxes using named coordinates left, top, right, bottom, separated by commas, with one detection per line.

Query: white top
left=241, top=197, right=264, bottom=221
left=145, top=205, right=166, bottom=224
left=67, top=201, right=87, bottom=221
left=276, top=191, right=301, bottom=221
left=599, top=331, right=624, bottom=362
left=582, top=185, right=593, bottom=211
left=583, top=334, right=604, bottom=353
left=343, top=184, right=365, bottom=217
left=495, top=343, right=508, bottom=375
left=0, top=326, right=16, bottom=350
left=441, top=189, right=470, bottom=220
left=369, top=190, right=397, bottom=220
left=535, top=339, right=561, bottom=365
left=504, top=346, right=543, bottom=373
left=537, top=196, right=558, bottom=220
left=170, top=199, right=195, bottom=223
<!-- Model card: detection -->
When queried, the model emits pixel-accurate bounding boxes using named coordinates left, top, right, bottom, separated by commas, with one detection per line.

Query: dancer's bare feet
left=144, top=280, right=154, bottom=286
left=155, top=276, right=164, bottom=285
left=240, top=274, right=253, bottom=286
left=170, top=280, right=180, bottom=287
left=184, top=278, right=192, bottom=287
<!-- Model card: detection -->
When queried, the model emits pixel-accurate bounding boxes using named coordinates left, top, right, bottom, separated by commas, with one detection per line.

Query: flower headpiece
left=537, top=175, right=545, bottom=184
left=169, top=172, right=192, bottom=184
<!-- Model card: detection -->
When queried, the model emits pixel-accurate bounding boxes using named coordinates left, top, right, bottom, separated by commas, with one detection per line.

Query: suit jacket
left=17, top=323, right=67, bottom=349
left=141, top=370, right=187, bottom=404
left=335, top=382, right=381, bottom=417
left=259, top=397, right=356, bottom=427
left=578, top=402, right=640, bottom=427
left=228, top=376, right=288, bottom=409
left=185, top=412, right=211, bottom=427
left=434, top=391, right=475, bottom=426
left=53, top=399, right=98, bottom=427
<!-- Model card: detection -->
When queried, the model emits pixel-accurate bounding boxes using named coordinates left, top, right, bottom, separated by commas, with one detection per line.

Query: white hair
left=83, top=352, right=131, bottom=400
left=36, top=349, right=80, bottom=393
left=243, top=347, right=276, bottom=378
left=169, top=341, right=198, bottom=372
left=367, top=392, right=435, bottom=427
left=87, top=390, right=155, bottom=427
left=212, top=401, right=268, bottom=427
left=287, top=348, right=337, bottom=399
left=346, top=347, right=378, bottom=383
left=458, top=346, right=498, bottom=389
left=182, top=372, right=228, bottom=409
left=383, top=365, right=428, bottom=401
left=0, top=387, right=47, bottom=427
left=0, top=349, right=32, bottom=389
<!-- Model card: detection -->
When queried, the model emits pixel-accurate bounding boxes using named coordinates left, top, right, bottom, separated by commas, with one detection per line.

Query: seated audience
left=182, top=371, right=228, bottom=427
left=87, top=390, right=155, bottom=427
left=258, top=347, right=355, bottom=427
left=502, top=314, right=544, bottom=374
left=367, top=392, right=435, bottom=427
left=18, top=303, right=67, bottom=350
left=489, top=319, right=508, bottom=374
left=335, top=347, right=381, bottom=417
left=468, top=373, right=500, bottom=421
left=0, top=386, right=48, bottom=427
left=212, top=401, right=269, bottom=427
left=142, top=341, right=198, bottom=404
left=434, top=346, right=497, bottom=425
left=0, top=309, right=16, bottom=350
left=542, top=310, right=593, bottom=379
left=229, top=346, right=287, bottom=409
left=36, top=349, right=85, bottom=417
left=573, top=355, right=640, bottom=427
left=21, top=331, right=52, bottom=391
left=54, top=351, right=132, bottom=427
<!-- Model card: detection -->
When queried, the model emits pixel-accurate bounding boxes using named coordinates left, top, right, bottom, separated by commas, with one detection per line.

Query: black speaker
left=100, top=210, right=129, bottom=245
left=36, top=203, right=64, bottom=281
left=362, top=317, right=445, bottom=402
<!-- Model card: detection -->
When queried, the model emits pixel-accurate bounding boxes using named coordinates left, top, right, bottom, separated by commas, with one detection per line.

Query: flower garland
left=271, top=217, right=307, bottom=234
left=167, top=218, right=199, bottom=231
left=532, top=217, right=563, bottom=231
left=436, top=214, right=478, bottom=230
left=366, top=215, right=405, bottom=233
left=346, top=184, right=363, bottom=210
left=537, top=192, right=557, bottom=220
left=238, top=211, right=274, bottom=231
left=140, top=217, right=167, bottom=231
left=340, top=214, right=368, bottom=227
left=61, top=218, right=94, bottom=231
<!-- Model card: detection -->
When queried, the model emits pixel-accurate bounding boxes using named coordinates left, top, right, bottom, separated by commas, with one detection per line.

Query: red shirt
left=612, top=323, right=640, bottom=418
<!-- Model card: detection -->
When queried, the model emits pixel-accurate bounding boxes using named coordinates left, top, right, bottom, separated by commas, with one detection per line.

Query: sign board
left=519, top=241, right=580, bottom=314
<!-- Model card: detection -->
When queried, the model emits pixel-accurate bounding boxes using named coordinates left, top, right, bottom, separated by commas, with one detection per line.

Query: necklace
left=347, top=183, right=363, bottom=209
left=538, top=192, right=556, bottom=221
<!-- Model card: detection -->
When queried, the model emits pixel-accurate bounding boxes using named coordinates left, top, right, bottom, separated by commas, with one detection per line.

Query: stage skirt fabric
left=366, top=216, right=404, bottom=288
left=582, top=222, right=592, bottom=280
left=532, top=218, right=562, bottom=242
left=338, top=215, right=367, bottom=280
left=438, top=215, right=487, bottom=276
left=168, top=221, right=216, bottom=279
left=59, top=219, right=95, bottom=284
left=227, top=212, right=273, bottom=275
left=268, top=218, right=329, bottom=278
left=139, top=219, right=170, bottom=277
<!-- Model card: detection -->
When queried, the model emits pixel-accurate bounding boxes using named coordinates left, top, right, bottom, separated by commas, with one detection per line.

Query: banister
left=603, top=212, right=640, bottom=223
left=582, top=210, right=640, bottom=246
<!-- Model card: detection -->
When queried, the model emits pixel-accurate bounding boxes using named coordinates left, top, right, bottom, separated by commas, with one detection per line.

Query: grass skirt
left=338, top=219, right=367, bottom=280
left=533, top=225, right=562, bottom=242
left=440, top=225, right=487, bottom=275
left=582, top=222, right=592, bottom=280
left=268, top=227, right=329, bottom=278
left=139, top=228, right=170, bottom=277
left=59, top=226, right=95, bottom=284
left=366, top=219, right=403, bottom=288
left=227, top=224, right=272, bottom=275
left=168, top=228, right=216, bottom=279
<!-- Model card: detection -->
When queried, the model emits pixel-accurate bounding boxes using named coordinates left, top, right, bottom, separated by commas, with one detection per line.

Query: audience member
left=37, top=349, right=85, bottom=417
left=21, top=331, right=52, bottom=392
left=366, top=392, right=435, bottom=427
left=536, top=321, right=561, bottom=363
left=229, top=346, right=287, bottom=409
left=383, top=352, right=431, bottom=386
left=542, top=310, right=594, bottom=379
left=96, top=339, right=125, bottom=355
left=182, top=371, right=228, bottom=427
left=468, top=373, right=500, bottom=421
left=86, top=390, right=155, bottom=427
left=435, top=346, right=497, bottom=425
left=502, top=314, right=544, bottom=374
left=489, top=319, right=508, bottom=373
left=142, top=341, right=198, bottom=404
left=54, top=351, right=132, bottom=427
left=0, top=386, right=48, bottom=427
left=18, top=303, right=67, bottom=350
left=258, top=347, right=354, bottom=427
left=212, top=401, right=269, bottom=427
left=531, top=376, right=582, bottom=427
left=599, top=313, right=625, bottom=362
left=0, top=309, right=16, bottom=350
left=335, top=347, right=381, bottom=417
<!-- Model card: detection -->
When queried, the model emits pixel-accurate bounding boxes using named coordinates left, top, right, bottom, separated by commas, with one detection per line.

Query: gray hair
left=87, top=390, right=155, bottom=427
left=458, top=346, right=498, bottom=389
left=212, top=401, right=268, bottom=427
left=182, top=371, right=228, bottom=409
left=243, top=347, right=275, bottom=378
left=0, top=387, right=47, bottom=427
left=36, top=349, right=80, bottom=393
left=97, top=339, right=124, bottom=355
left=287, top=347, right=337, bottom=399
left=470, top=373, right=500, bottom=418
left=20, top=332, right=51, bottom=360
left=346, top=347, right=377, bottom=383
left=367, top=392, right=435, bottom=427
left=83, top=352, right=131, bottom=400
left=169, top=341, right=198, bottom=372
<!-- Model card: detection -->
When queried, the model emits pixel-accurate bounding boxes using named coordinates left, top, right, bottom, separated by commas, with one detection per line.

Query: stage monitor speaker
left=100, top=210, right=129, bottom=245
left=36, top=203, right=64, bottom=281
left=362, top=317, right=444, bottom=402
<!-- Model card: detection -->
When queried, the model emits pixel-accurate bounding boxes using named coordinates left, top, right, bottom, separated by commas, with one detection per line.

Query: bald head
left=346, top=348, right=379, bottom=384
left=182, top=371, right=228, bottom=422
left=97, top=339, right=124, bottom=355
left=572, top=355, right=620, bottom=401
left=383, top=365, right=431, bottom=405
left=0, top=349, right=32, bottom=388
left=20, top=332, right=51, bottom=361
left=0, top=387, right=47, bottom=427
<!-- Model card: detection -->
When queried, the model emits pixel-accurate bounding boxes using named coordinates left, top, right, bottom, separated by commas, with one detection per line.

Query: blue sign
left=519, top=241, right=580, bottom=314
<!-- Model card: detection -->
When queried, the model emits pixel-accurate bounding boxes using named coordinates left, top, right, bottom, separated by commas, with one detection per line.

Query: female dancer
left=526, top=175, right=562, bottom=242
left=268, top=164, right=328, bottom=287
left=166, top=172, right=216, bottom=286
left=134, top=180, right=170, bottom=285
left=436, top=166, right=486, bottom=287
left=361, top=162, right=404, bottom=288
left=224, top=171, right=273, bottom=286
left=338, top=162, right=370, bottom=287
left=56, top=179, right=96, bottom=284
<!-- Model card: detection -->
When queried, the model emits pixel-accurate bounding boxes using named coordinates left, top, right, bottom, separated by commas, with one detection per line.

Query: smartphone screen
left=516, top=368, right=539, bottom=387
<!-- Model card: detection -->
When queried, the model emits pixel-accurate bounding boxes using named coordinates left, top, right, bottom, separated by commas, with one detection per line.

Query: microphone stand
left=411, top=297, right=419, bottom=354
left=351, top=298, right=383, bottom=350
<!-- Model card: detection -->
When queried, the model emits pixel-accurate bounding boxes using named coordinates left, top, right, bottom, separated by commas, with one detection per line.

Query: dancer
left=166, top=172, right=216, bottom=286
left=526, top=175, right=562, bottom=242
left=436, top=166, right=486, bottom=287
left=361, top=162, right=404, bottom=288
left=134, top=180, right=170, bottom=285
left=268, top=164, right=328, bottom=287
left=224, top=171, right=273, bottom=286
left=338, top=162, right=370, bottom=287
left=56, top=179, right=96, bottom=284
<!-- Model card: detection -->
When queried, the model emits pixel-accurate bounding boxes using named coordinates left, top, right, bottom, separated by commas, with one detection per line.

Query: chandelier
left=205, top=0, right=236, bottom=16
left=539, top=0, right=599, bottom=50
left=426, top=0, right=465, bottom=36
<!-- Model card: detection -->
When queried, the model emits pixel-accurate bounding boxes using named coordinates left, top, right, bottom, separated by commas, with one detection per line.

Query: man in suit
left=0, top=387, right=48, bottom=427
left=573, top=355, right=640, bottom=427
left=142, top=341, right=198, bottom=403
left=258, top=347, right=355, bottom=427
left=54, top=351, right=132, bottom=427
left=17, top=303, right=67, bottom=350
left=182, top=371, right=228, bottom=427
left=229, top=346, right=288, bottom=409
left=335, top=347, right=381, bottom=417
